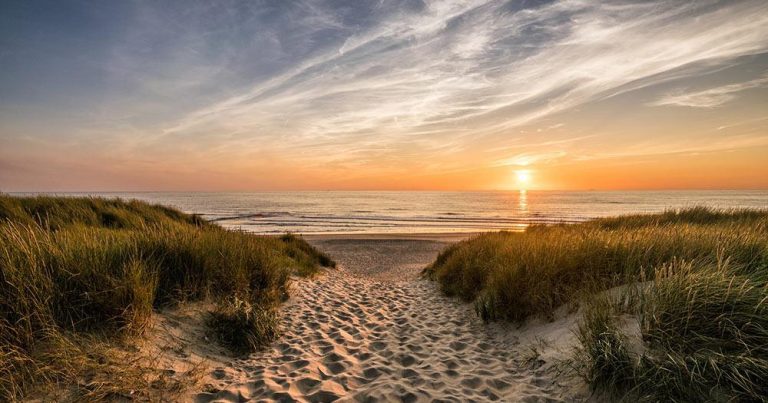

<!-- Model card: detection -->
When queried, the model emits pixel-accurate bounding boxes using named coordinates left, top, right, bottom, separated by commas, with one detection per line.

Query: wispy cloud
left=161, top=0, right=768, bottom=164
left=575, top=132, right=768, bottom=161
left=650, top=74, right=768, bottom=108
left=2, top=0, right=768, bottom=190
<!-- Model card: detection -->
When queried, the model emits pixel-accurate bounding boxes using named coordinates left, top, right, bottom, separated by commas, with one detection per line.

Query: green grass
left=576, top=259, right=768, bottom=401
left=0, top=195, right=334, bottom=401
left=574, top=296, right=635, bottom=394
left=424, top=207, right=768, bottom=401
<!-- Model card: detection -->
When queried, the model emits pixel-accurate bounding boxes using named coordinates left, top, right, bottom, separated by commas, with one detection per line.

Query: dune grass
left=206, top=297, right=280, bottom=355
left=424, top=207, right=768, bottom=401
left=576, top=259, right=768, bottom=401
left=574, top=296, right=635, bottom=393
left=0, top=195, right=334, bottom=401
left=424, top=207, right=768, bottom=321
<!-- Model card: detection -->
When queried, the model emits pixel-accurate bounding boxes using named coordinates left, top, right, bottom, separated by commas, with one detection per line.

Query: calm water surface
left=15, top=191, right=768, bottom=234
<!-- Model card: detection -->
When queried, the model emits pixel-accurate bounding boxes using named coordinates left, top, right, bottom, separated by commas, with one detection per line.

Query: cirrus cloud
left=649, top=74, right=768, bottom=108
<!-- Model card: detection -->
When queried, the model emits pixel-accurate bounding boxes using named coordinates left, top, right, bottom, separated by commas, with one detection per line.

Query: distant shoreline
left=301, top=232, right=476, bottom=242
left=6, top=190, right=768, bottom=235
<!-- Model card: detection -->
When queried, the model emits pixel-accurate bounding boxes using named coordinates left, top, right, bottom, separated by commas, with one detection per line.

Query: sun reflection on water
left=518, top=189, right=528, bottom=213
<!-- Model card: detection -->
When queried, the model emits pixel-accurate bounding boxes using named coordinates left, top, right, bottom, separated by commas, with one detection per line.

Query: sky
left=1, top=0, right=767, bottom=191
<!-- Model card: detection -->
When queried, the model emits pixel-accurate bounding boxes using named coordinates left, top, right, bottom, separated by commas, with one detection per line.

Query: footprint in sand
left=191, top=239, right=586, bottom=402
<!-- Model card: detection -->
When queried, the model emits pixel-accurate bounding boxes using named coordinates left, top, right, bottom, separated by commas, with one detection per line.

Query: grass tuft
left=206, top=297, right=280, bottom=355
left=574, top=297, right=635, bottom=394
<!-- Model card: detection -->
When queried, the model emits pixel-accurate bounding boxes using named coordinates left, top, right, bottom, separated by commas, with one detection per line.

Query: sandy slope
left=190, top=238, right=589, bottom=402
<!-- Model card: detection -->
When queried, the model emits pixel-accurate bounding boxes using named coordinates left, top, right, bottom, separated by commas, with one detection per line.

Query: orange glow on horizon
left=1, top=142, right=767, bottom=192
left=2, top=2, right=768, bottom=193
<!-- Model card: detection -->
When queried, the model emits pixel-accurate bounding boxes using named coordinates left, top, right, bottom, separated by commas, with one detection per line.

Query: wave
left=208, top=211, right=293, bottom=222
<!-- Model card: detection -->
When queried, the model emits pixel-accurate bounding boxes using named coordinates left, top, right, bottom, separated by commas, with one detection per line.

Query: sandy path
left=192, top=239, right=583, bottom=402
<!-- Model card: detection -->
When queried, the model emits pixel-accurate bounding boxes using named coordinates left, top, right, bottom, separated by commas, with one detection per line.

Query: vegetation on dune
left=574, top=296, right=635, bottom=393
left=206, top=297, right=280, bottom=355
left=280, top=233, right=337, bottom=276
left=0, top=195, right=334, bottom=401
left=424, top=208, right=768, bottom=322
left=425, top=207, right=768, bottom=401
left=576, top=259, right=768, bottom=401
left=0, top=194, right=208, bottom=230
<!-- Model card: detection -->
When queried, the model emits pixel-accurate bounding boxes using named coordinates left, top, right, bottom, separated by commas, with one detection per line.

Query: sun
left=515, top=170, right=532, bottom=189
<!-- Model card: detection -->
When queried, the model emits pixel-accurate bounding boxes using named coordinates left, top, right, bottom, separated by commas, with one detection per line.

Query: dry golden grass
left=424, top=207, right=768, bottom=321
left=425, top=208, right=768, bottom=401
left=0, top=195, right=334, bottom=401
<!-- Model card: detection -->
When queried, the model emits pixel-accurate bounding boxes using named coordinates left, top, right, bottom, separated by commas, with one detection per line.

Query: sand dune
left=190, top=239, right=589, bottom=402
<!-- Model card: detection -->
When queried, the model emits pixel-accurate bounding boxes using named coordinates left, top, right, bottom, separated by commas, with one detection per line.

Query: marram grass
left=0, top=195, right=334, bottom=401
left=206, top=297, right=281, bottom=355
left=425, top=207, right=768, bottom=401
left=576, top=260, right=768, bottom=402
left=424, top=207, right=768, bottom=322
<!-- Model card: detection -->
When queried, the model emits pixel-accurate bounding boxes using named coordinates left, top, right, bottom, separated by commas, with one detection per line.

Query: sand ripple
left=192, top=239, right=585, bottom=402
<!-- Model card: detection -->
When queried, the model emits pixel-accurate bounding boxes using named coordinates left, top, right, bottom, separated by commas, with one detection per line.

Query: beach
left=187, top=235, right=587, bottom=402
left=5, top=0, right=768, bottom=396
left=4, top=197, right=765, bottom=401
left=6, top=0, right=768, bottom=398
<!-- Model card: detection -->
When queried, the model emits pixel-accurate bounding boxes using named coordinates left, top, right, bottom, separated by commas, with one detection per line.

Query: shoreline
left=299, top=232, right=478, bottom=242
left=305, top=235, right=459, bottom=282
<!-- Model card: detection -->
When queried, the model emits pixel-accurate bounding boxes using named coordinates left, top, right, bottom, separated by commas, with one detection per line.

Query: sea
left=12, top=191, right=768, bottom=235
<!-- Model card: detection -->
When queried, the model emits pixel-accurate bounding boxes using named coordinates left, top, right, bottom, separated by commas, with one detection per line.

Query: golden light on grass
left=424, top=208, right=768, bottom=401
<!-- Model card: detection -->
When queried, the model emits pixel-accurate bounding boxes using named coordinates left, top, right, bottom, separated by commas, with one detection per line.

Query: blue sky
left=1, top=0, right=767, bottom=190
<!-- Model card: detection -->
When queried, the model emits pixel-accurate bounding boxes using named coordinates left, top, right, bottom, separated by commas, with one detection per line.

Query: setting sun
left=515, top=170, right=532, bottom=189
